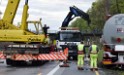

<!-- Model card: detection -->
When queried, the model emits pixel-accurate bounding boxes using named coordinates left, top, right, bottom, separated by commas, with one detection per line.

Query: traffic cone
left=59, top=48, right=69, bottom=67
left=0, top=51, right=5, bottom=59
left=59, top=60, right=69, bottom=67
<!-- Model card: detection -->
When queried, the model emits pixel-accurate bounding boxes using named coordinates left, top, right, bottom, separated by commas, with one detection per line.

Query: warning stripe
left=32, top=55, right=38, bottom=60
left=50, top=54, right=56, bottom=60
left=15, top=54, right=22, bottom=60
left=0, top=51, right=5, bottom=59
left=54, top=54, right=58, bottom=60
left=14, top=54, right=33, bottom=61
left=0, top=51, right=67, bottom=61
left=58, top=52, right=66, bottom=60
left=58, top=53, right=66, bottom=60
left=15, top=54, right=23, bottom=60
left=38, top=52, right=67, bottom=60
left=38, top=54, right=57, bottom=60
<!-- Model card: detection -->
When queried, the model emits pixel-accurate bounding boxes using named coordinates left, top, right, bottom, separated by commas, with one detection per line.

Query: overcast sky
left=0, top=0, right=96, bottom=30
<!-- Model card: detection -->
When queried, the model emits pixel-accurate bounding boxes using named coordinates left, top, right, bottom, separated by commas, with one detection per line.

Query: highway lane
left=50, top=61, right=106, bottom=75
left=0, top=60, right=59, bottom=75
left=0, top=60, right=109, bottom=75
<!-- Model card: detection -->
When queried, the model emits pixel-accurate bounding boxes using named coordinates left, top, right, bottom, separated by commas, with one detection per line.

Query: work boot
left=90, top=68, right=93, bottom=71
left=94, top=68, right=98, bottom=71
left=78, top=67, right=81, bottom=70
left=80, top=67, right=84, bottom=70
left=78, top=67, right=84, bottom=70
left=91, top=68, right=96, bottom=71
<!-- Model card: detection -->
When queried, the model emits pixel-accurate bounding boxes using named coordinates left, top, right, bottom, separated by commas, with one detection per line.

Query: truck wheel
left=6, top=59, right=24, bottom=66
left=74, top=56, right=77, bottom=60
left=6, top=59, right=12, bottom=65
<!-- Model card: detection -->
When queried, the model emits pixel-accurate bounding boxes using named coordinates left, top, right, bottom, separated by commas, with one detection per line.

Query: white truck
left=56, top=28, right=82, bottom=59
left=56, top=6, right=90, bottom=59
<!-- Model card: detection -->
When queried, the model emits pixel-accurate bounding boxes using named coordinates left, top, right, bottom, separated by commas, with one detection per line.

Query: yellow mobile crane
left=0, top=0, right=52, bottom=66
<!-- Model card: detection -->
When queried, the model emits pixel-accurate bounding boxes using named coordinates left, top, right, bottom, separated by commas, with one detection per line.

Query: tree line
left=70, top=0, right=124, bottom=32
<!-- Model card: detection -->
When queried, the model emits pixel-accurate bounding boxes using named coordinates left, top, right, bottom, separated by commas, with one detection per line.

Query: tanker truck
left=102, top=14, right=124, bottom=68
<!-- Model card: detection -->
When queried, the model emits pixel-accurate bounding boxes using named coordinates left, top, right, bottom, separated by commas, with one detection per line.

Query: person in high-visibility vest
left=77, top=41, right=85, bottom=70
left=89, top=41, right=99, bottom=70
left=44, top=34, right=51, bottom=45
left=53, top=40, right=56, bottom=46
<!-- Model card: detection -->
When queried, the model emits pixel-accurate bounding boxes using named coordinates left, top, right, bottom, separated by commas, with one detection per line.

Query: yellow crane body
left=0, top=0, right=53, bottom=66
left=0, top=0, right=45, bottom=43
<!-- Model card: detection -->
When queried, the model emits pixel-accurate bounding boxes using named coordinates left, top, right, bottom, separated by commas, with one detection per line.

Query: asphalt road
left=0, top=59, right=107, bottom=75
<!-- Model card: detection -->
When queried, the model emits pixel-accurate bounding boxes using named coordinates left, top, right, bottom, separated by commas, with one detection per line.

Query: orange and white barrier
left=7, top=51, right=67, bottom=61
left=38, top=54, right=58, bottom=60
left=13, top=54, right=34, bottom=61
left=0, top=50, right=67, bottom=61
left=0, top=51, right=5, bottom=59
left=38, top=52, right=67, bottom=60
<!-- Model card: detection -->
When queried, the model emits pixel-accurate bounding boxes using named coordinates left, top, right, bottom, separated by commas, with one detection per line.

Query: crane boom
left=61, top=6, right=91, bottom=27
left=20, top=0, right=28, bottom=30
left=0, top=0, right=66, bottom=66
left=3, top=0, right=20, bottom=24
left=0, top=0, right=45, bottom=42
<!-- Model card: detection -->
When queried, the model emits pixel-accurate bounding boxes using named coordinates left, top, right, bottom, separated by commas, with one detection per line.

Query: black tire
left=6, top=59, right=12, bottom=65
left=6, top=59, right=26, bottom=66
left=32, top=60, right=43, bottom=66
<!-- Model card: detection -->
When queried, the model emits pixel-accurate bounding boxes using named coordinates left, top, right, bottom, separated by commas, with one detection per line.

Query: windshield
left=59, top=32, right=82, bottom=42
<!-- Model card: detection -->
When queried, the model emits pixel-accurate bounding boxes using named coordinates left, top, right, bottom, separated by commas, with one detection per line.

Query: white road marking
left=47, top=62, right=62, bottom=75
left=95, top=71, right=100, bottom=75
left=37, top=73, right=42, bottom=75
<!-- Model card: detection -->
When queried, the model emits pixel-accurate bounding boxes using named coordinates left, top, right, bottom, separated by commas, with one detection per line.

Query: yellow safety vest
left=53, top=40, right=56, bottom=45
left=91, top=45, right=97, bottom=54
left=78, top=44, right=84, bottom=51
left=44, top=37, right=50, bottom=44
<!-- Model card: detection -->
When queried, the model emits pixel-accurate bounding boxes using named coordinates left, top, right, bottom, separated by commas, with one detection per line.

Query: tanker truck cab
left=56, top=27, right=82, bottom=59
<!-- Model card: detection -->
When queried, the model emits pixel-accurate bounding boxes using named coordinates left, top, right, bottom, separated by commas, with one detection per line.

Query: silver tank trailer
left=102, top=14, right=124, bottom=46
left=102, top=14, right=124, bottom=65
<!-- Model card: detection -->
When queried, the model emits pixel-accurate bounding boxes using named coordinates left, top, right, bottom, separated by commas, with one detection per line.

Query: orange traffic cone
left=59, top=47, right=69, bottom=67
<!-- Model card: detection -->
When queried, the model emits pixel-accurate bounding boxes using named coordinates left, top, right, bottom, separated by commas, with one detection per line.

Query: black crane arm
left=61, top=6, right=91, bottom=27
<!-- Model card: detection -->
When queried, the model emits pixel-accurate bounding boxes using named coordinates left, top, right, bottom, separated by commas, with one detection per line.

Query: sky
left=0, top=0, right=96, bottom=30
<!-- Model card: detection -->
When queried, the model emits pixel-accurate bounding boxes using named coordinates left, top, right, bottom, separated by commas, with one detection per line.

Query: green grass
left=86, top=46, right=124, bottom=75
left=120, top=73, right=124, bottom=75
left=98, top=50, right=104, bottom=63
left=97, top=49, right=124, bottom=75
left=118, top=70, right=124, bottom=75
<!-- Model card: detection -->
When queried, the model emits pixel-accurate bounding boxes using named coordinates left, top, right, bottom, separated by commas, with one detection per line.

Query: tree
left=69, top=0, right=124, bottom=32
left=69, top=18, right=90, bottom=32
